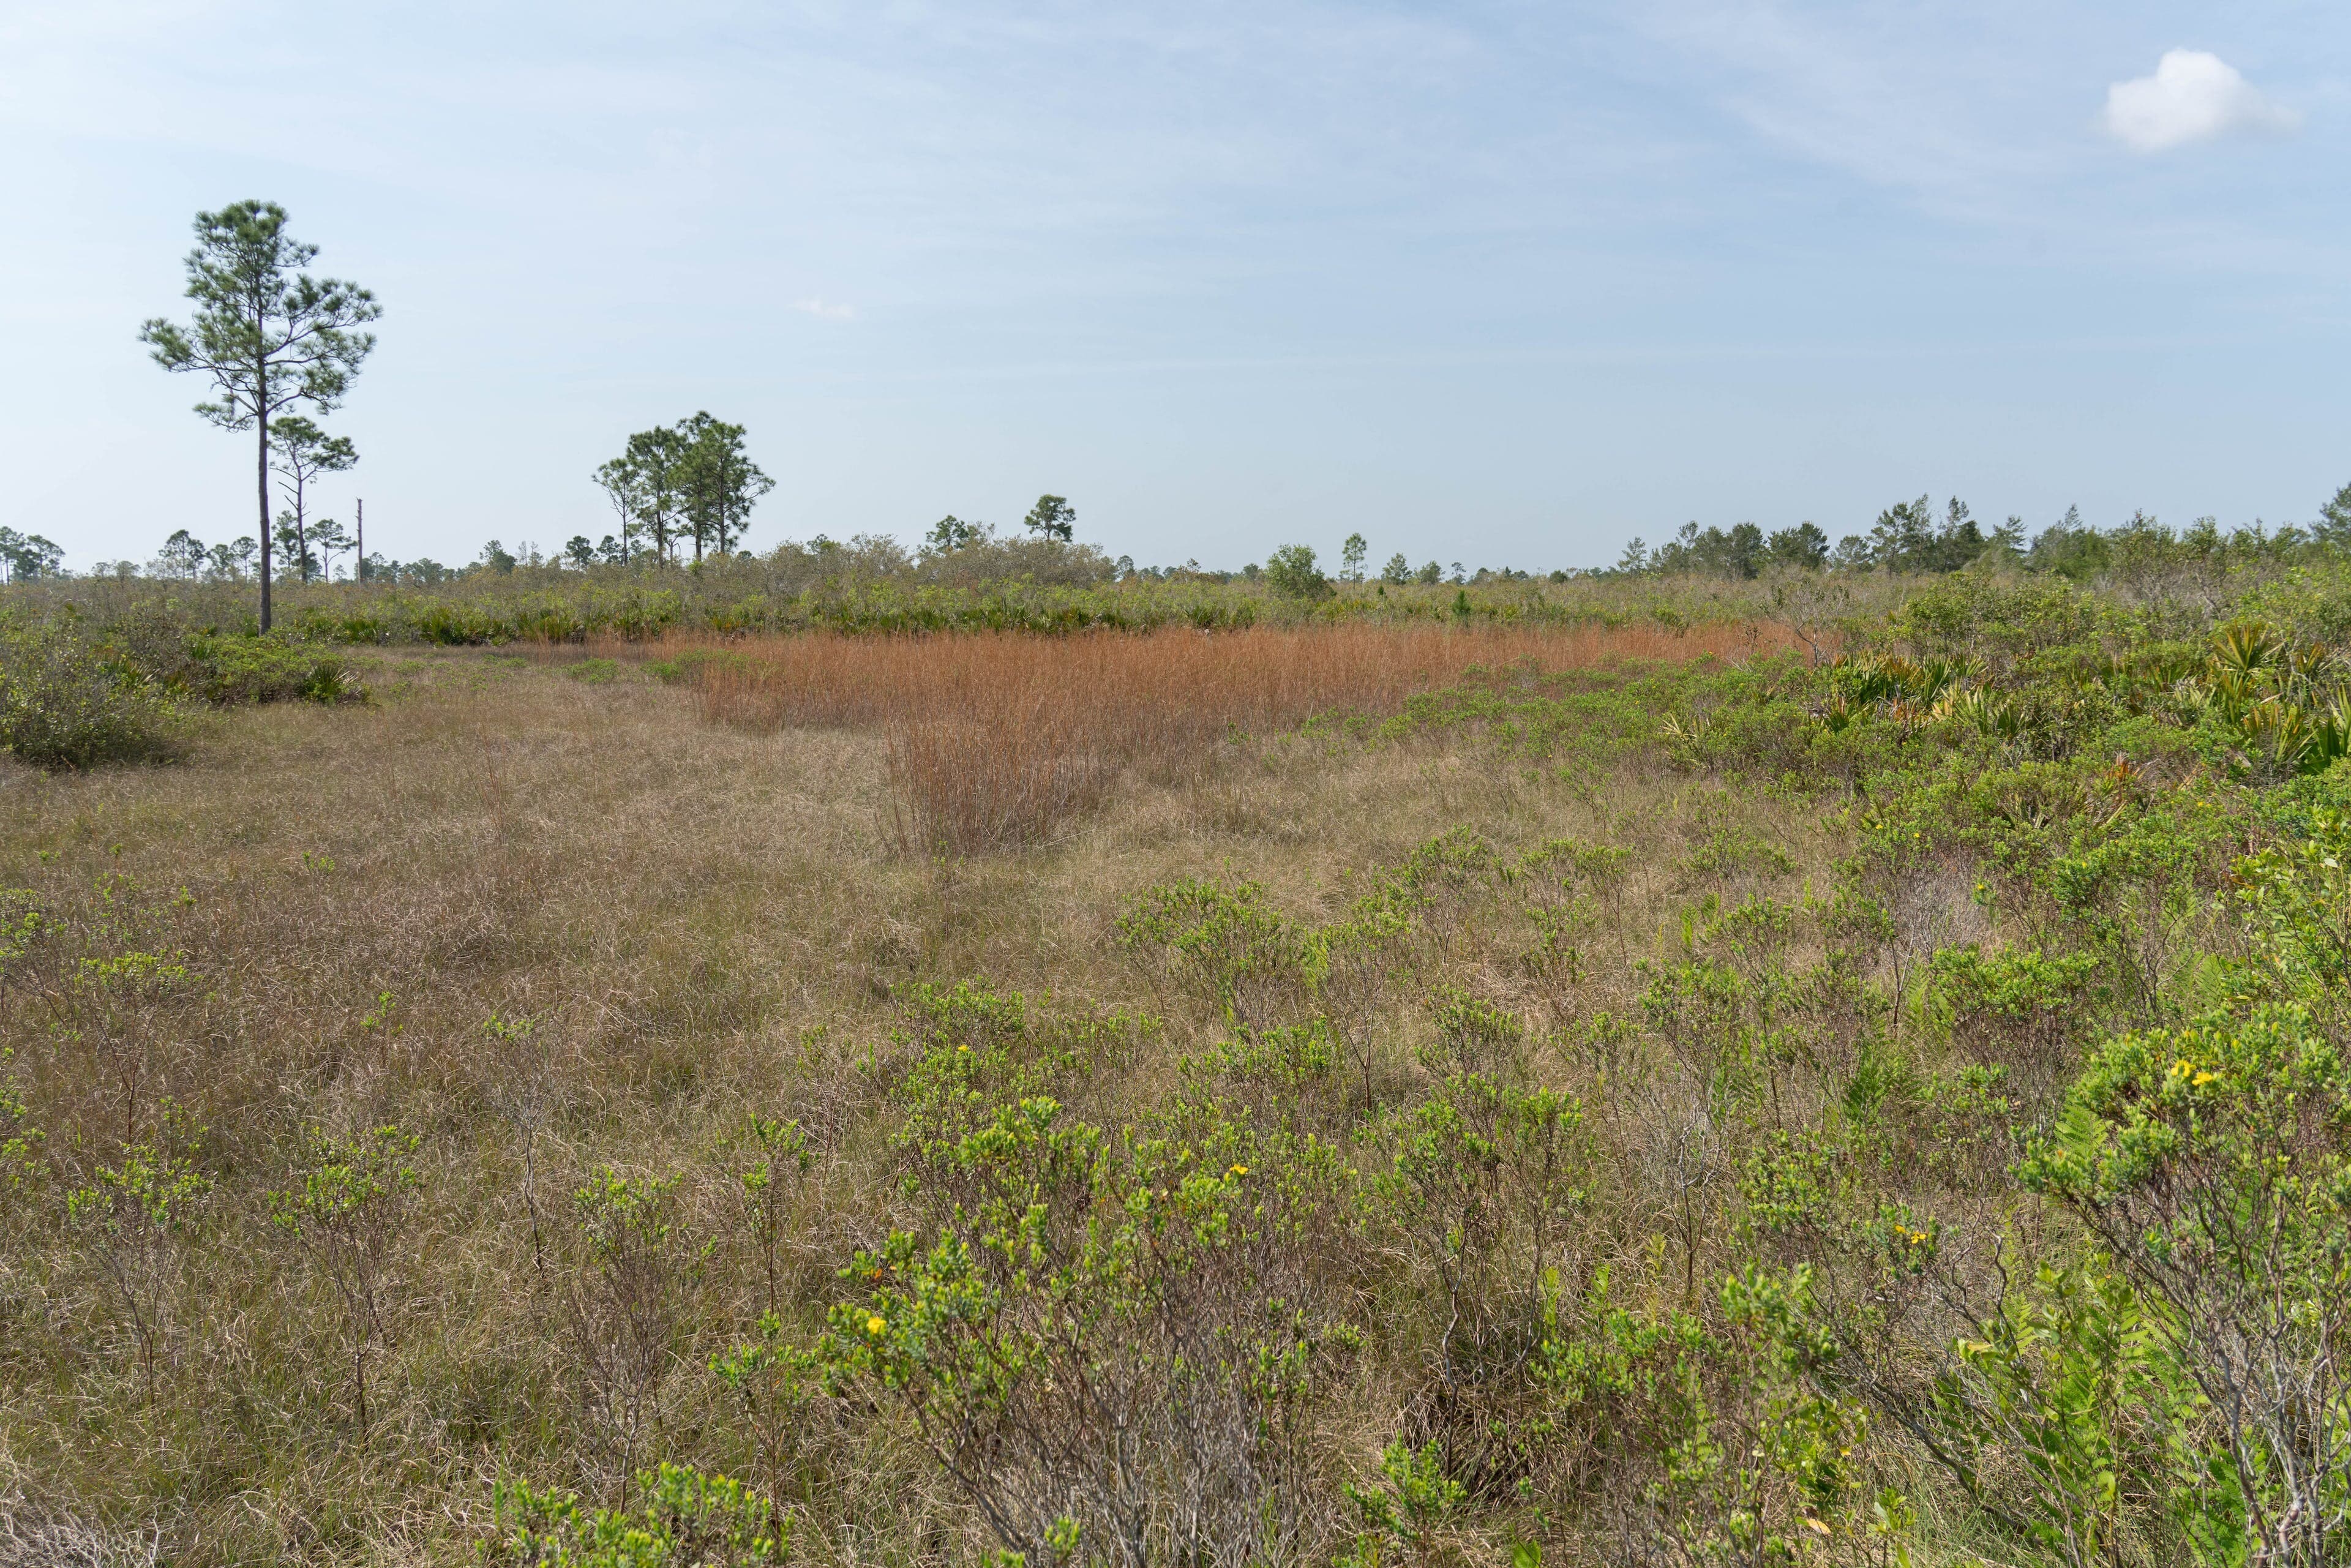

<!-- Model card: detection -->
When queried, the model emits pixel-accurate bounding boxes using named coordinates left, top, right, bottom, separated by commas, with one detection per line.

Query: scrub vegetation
left=4, top=539, right=2351, bottom=1568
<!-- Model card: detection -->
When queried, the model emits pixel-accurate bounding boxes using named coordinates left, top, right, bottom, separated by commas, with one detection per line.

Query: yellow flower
left=1228, top=1164, right=1249, bottom=1176
left=866, top=1315, right=887, bottom=1337
left=2194, top=1070, right=2217, bottom=1086
left=2173, top=1059, right=2194, bottom=1078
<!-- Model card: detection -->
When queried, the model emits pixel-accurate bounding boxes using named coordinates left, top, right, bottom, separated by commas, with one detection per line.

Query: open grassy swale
left=2, top=579, right=2350, bottom=1568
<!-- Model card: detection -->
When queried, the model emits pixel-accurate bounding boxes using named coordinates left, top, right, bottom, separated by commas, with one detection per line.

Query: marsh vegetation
left=3, top=550, right=2351, bottom=1567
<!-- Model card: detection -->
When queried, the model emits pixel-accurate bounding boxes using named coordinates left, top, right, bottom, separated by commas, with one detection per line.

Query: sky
left=2, top=1, right=2346, bottom=573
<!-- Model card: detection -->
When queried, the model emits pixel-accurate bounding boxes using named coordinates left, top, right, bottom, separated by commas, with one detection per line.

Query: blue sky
left=3, top=1, right=2345, bottom=572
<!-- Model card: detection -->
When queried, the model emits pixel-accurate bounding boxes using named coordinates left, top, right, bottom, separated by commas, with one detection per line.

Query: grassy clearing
left=2, top=572, right=2350, bottom=1567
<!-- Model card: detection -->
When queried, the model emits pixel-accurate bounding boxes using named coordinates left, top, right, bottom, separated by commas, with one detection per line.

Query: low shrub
left=177, top=632, right=361, bottom=705
left=644, top=647, right=756, bottom=686
left=0, top=616, right=181, bottom=768
left=487, top=1462, right=786, bottom=1566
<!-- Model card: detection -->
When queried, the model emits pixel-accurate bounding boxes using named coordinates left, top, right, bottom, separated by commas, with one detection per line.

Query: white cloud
left=2102, top=49, right=2297, bottom=154
left=792, top=298, right=857, bottom=320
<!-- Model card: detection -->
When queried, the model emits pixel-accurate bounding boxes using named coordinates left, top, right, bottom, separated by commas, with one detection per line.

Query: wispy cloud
left=792, top=298, right=857, bottom=320
left=2102, top=50, right=2297, bottom=154
left=1623, top=1, right=2070, bottom=224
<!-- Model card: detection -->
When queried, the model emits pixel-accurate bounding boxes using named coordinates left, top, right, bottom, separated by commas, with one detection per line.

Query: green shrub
left=1927, top=945, right=2102, bottom=1078
left=644, top=647, right=754, bottom=685
left=179, top=632, right=360, bottom=705
left=1264, top=544, right=1333, bottom=601
left=2019, top=1003, right=2351, bottom=1562
left=1116, top=877, right=1310, bottom=1026
left=0, top=615, right=181, bottom=768
left=486, top=1462, right=786, bottom=1566
left=808, top=1087, right=1350, bottom=1568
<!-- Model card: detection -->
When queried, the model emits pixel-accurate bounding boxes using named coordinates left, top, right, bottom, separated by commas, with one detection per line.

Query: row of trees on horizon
left=23, top=486, right=2351, bottom=598
left=1620, top=486, right=2351, bottom=581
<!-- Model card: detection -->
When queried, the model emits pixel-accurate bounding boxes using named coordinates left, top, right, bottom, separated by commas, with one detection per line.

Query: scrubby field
left=3, top=570, right=2350, bottom=1568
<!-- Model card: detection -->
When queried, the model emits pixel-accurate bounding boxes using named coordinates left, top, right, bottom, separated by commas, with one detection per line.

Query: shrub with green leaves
left=2231, top=790, right=2351, bottom=1022
left=177, top=631, right=360, bottom=704
left=0, top=613, right=181, bottom=767
left=0, top=1046, right=45, bottom=1201
left=2019, top=1004, right=2351, bottom=1565
left=1365, top=1067, right=1582, bottom=1395
left=486, top=1462, right=787, bottom=1566
left=1927, top=944, right=2103, bottom=1083
left=1262, top=544, right=1333, bottom=601
left=1116, top=877, right=1311, bottom=1027
left=65, top=1103, right=211, bottom=1401
left=1340, top=1441, right=1465, bottom=1566
left=270, top=1125, right=422, bottom=1435
left=801, top=1081, right=1354, bottom=1568
left=1902, top=1259, right=2199, bottom=1568
left=570, top=1167, right=691, bottom=1480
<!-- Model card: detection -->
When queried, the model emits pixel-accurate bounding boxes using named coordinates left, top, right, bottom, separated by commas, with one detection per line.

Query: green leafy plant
left=65, top=1103, right=211, bottom=1401
left=70, top=945, right=196, bottom=1145
left=178, top=631, right=361, bottom=704
left=2018, top=1005, right=2351, bottom=1564
left=733, top=1115, right=812, bottom=1318
left=270, top=1124, right=423, bottom=1436
left=1927, top=945, right=2102, bottom=1083
left=709, top=1313, right=820, bottom=1507
left=486, top=1461, right=787, bottom=1566
left=0, top=1047, right=45, bottom=1201
left=1340, top=1441, right=1465, bottom=1565
left=1263, top=544, right=1332, bottom=601
left=805, top=1087, right=1348, bottom=1567
left=571, top=1168, right=692, bottom=1484
left=0, top=613, right=181, bottom=768
left=2230, top=797, right=2351, bottom=1024
left=1897, top=1259, right=2200, bottom=1568
left=1117, top=878, right=1310, bottom=1027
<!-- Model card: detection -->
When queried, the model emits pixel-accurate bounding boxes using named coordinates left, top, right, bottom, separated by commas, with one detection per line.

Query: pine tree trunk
left=257, top=378, right=273, bottom=632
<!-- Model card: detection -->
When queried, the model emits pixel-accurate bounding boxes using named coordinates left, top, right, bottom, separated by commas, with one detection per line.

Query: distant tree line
left=138, top=525, right=460, bottom=586
left=1613, top=482, right=2351, bottom=580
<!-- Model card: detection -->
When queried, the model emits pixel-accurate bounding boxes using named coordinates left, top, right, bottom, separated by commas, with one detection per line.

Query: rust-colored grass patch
left=675, top=621, right=1797, bottom=852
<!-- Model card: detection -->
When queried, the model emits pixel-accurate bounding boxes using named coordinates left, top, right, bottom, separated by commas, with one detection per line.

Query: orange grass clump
left=682, top=621, right=1794, bottom=852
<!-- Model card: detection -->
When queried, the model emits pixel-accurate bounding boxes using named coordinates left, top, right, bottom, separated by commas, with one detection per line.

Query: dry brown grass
left=678, top=622, right=1797, bottom=852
